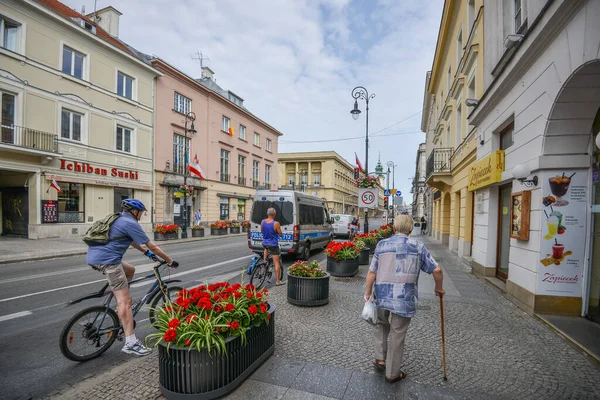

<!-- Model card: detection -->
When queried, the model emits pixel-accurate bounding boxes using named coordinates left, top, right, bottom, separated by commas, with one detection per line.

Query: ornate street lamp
left=181, top=111, right=197, bottom=238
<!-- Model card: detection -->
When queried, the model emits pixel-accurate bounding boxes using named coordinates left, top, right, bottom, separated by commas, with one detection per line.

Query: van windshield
left=251, top=200, right=294, bottom=226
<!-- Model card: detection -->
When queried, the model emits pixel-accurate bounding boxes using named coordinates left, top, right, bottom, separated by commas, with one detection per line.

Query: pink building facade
left=152, top=60, right=282, bottom=232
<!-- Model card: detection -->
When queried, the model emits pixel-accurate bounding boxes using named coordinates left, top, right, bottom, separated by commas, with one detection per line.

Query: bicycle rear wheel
left=250, top=260, right=269, bottom=289
left=59, top=306, right=119, bottom=362
left=148, top=286, right=183, bottom=327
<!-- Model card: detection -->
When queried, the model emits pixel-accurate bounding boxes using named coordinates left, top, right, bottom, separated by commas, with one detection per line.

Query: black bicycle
left=250, top=249, right=283, bottom=289
left=59, top=259, right=182, bottom=362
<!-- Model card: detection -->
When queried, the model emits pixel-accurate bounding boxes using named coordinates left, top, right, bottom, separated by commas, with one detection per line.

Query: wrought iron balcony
left=238, top=176, right=246, bottom=185
left=252, top=179, right=259, bottom=188
left=220, top=173, right=230, bottom=183
left=1, top=124, right=59, bottom=153
left=426, top=148, right=452, bottom=179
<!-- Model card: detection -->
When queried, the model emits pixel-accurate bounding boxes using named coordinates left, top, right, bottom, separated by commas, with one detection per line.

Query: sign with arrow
left=395, top=190, right=402, bottom=197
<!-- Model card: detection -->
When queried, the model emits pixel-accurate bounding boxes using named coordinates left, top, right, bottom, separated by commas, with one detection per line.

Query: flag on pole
left=188, top=154, right=206, bottom=180
left=355, top=152, right=364, bottom=174
left=50, top=179, right=61, bottom=192
left=228, top=126, right=234, bottom=136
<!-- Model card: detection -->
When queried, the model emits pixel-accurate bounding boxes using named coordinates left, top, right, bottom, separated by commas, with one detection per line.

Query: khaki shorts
left=90, top=264, right=128, bottom=291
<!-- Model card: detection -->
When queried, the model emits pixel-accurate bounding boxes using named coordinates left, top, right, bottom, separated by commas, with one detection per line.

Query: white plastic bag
left=361, top=295, right=378, bottom=325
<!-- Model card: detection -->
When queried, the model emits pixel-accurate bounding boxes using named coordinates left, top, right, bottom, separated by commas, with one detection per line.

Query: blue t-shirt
left=261, top=219, right=279, bottom=247
left=87, top=212, right=151, bottom=265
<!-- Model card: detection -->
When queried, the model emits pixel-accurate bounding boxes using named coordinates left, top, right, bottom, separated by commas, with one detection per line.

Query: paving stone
left=282, top=388, right=338, bottom=400
left=222, top=379, right=288, bottom=400
left=342, top=370, right=404, bottom=399
left=250, top=355, right=306, bottom=387
left=290, top=362, right=353, bottom=399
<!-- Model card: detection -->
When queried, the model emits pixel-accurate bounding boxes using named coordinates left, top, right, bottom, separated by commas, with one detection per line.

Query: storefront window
left=220, top=198, right=229, bottom=220
left=58, top=182, right=84, bottom=223
left=238, top=199, right=246, bottom=220
left=114, top=187, right=134, bottom=213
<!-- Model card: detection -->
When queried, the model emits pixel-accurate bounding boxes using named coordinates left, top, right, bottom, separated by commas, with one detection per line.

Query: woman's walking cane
left=440, top=295, right=448, bottom=381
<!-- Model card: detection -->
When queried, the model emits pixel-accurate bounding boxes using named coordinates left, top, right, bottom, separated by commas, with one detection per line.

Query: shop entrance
left=496, top=185, right=512, bottom=280
left=587, top=109, right=600, bottom=322
left=1, top=187, right=28, bottom=237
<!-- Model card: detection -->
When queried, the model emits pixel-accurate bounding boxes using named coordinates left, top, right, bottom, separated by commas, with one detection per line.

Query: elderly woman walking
left=364, top=214, right=445, bottom=383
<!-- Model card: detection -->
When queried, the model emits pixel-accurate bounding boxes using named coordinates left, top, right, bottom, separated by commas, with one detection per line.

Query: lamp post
left=386, top=161, right=396, bottom=220
left=350, top=86, right=375, bottom=234
left=181, top=111, right=197, bottom=239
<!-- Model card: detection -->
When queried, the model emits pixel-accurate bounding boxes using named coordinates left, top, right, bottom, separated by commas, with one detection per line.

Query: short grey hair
left=267, top=207, right=276, bottom=217
left=394, top=214, right=413, bottom=235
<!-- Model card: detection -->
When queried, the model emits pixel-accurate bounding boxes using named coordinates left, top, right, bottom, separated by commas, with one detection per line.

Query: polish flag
left=188, top=154, right=206, bottom=180
left=355, top=152, right=364, bottom=174
left=228, top=126, right=234, bottom=136
left=50, top=179, right=61, bottom=192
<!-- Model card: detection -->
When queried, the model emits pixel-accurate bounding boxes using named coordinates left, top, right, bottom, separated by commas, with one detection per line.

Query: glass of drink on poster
left=548, top=173, right=574, bottom=206
left=544, top=215, right=558, bottom=240
left=552, top=243, right=564, bottom=260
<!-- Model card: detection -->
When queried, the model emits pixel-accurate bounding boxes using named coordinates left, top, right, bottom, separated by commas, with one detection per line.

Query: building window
left=117, top=72, right=134, bottom=99
left=116, top=125, right=132, bottom=153
left=288, top=174, right=295, bottom=187
left=222, top=116, right=230, bottom=132
left=456, top=103, right=462, bottom=146
left=0, top=16, right=19, bottom=52
left=254, top=132, right=260, bottom=146
left=500, top=123, right=514, bottom=150
left=238, top=155, right=246, bottom=185
left=220, top=149, right=230, bottom=182
left=314, top=174, right=321, bottom=186
left=445, top=124, right=450, bottom=148
left=457, top=29, right=463, bottom=66
left=447, top=65, right=451, bottom=94
left=62, top=47, right=85, bottom=79
left=114, top=187, right=133, bottom=213
left=265, top=164, right=271, bottom=185
left=300, top=173, right=308, bottom=187
left=58, top=182, right=84, bottom=223
left=239, top=124, right=246, bottom=140
left=514, top=0, right=523, bottom=32
left=467, top=0, right=475, bottom=35
left=173, top=133, right=190, bottom=174
left=253, top=160, right=259, bottom=187
left=219, top=198, right=229, bottom=220
left=1, top=92, right=16, bottom=143
left=266, top=138, right=271, bottom=151
left=467, top=72, right=476, bottom=100
left=61, top=109, right=82, bottom=141
left=174, top=93, right=191, bottom=114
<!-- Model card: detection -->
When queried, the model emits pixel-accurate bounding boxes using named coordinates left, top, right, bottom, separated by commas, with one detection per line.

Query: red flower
left=259, top=303, right=267, bottom=313
left=163, top=328, right=177, bottom=342
left=248, top=305, right=258, bottom=315
left=185, top=339, right=191, bottom=346
left=185, top=314, right=197, bottom=323
left=225, top=303, right=235, bottom=312
left=247, top=293, right=254, bottom=299
left=214, top=305, right=223, bottom=313
left=231, top=283, right=242, bottom=290
left=168, top=318, right=180, bottom=329
left=227, top=321, right=240, bottom=330
left=233, top=291, right=242, bottom=299
left=245, top=284, right=255, bottom=291
left=208, top=284, right=218, bottom=292
left=205, top=315, right=210, bottom=320
left=164, top=306, right=173, bottom=312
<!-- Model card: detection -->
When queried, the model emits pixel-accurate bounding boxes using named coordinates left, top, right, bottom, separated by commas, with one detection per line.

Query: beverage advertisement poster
left=538, top=170, right=588, bottom=296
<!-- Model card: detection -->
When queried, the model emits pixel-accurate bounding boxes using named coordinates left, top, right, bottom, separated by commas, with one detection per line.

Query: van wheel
left=298, top=243, right=310, bottom=260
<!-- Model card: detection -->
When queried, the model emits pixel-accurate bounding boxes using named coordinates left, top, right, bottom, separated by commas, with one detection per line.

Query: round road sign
left=361, top=190, right=376, bottom=205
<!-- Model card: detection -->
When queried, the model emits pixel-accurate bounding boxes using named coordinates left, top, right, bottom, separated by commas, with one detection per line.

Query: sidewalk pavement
left=0, top=232, right=247, bottom=265
left=44, top=236, right=600, bottom=400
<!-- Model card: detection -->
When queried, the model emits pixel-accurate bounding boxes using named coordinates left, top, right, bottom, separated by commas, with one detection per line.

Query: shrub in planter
left=354, top=238, right=370, bottom=265
left=241, top=220, right=251, bottom=233
left=210, top=221, right=229, bottom=235
left=229, top=220, right=241, bottom=234
left=357, top=232, right=378, bottom=253
left=324, top=241, right=359, bottom=277
left=287, top=260, right=329, bottom=307
left=154, top=224, right=180, bottom=241
left=192, top=225, right=205, bottom=237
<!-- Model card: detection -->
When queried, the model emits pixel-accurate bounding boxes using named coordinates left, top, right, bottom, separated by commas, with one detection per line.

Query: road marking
left=0, top=311, right=33, bottom=321
left=0, top=279, right=107, bottom=304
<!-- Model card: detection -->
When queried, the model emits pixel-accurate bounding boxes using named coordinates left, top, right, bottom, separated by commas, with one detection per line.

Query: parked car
left=330, top=214, right=353, bottom=238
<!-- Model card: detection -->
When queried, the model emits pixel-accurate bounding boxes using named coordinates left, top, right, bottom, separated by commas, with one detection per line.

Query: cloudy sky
left=63, top=0, right=443, bottom=201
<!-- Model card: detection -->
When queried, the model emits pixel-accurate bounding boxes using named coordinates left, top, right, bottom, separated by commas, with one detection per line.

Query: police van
left=248, top=190, right=334, bottom=259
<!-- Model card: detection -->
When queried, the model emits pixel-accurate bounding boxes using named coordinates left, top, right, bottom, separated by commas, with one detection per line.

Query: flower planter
left=154, top=231, right=179, bottom=241
left=210, top=228, right=228, bottom=236
left=229, top=226, right=241, bottom=234
left=242, top=226, right=250, bottom=233
left=192, top=229, right=205, bottom=238
left=159, top=304, right=275, bottom=400
left=326, top=256, right=359, bottom=277
left=358, top=249, right=370, bottom=265
left=287, top=272, right=330, bottom=307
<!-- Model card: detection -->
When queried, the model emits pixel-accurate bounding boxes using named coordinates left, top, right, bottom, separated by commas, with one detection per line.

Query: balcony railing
left=426, top=148, right=452, bottom=179
left=1, top=124, right=59, bottom=153
left=256, top=183, right=273, bottom=190
left=238, top=176, right=246, bottom=185
left=252, top=179, right=259, bottom=188
left=220, top=173, right=230, bottom=183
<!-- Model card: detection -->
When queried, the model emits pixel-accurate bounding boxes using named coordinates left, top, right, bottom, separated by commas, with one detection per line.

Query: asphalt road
left=0, top=235, right=329, bottom=400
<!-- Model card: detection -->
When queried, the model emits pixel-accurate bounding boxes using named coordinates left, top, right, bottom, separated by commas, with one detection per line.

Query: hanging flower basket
left=355, top=175, right=379, bottom=188
left=287, top=261, right=329, bottom=307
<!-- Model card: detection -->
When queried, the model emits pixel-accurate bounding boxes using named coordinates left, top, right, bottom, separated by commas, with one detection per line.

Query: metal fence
left=426, top=148, right=452, bottom=178
left=1, top=124, right=59, bottom=153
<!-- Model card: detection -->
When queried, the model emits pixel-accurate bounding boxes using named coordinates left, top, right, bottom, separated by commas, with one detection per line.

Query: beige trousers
left=374, top=309, right=411, bottom=379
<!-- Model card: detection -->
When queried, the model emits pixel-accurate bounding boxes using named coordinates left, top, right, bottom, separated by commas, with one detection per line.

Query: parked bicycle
left=59, top=259, right=182, bottom=362
left=250, top=249, right=283, bottom=289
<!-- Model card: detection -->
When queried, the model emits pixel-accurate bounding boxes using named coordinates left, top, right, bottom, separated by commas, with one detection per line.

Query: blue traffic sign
left=383, top=189, right=391, bottom=196
left=395, top=191, right=402, bottom=197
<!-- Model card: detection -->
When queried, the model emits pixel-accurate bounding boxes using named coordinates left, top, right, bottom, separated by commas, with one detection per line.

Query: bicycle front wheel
left=250, top=260, right=269, bottom=289
left=59, top=306, right=119, bottom=362
left=148, top=286, right=183, bottom=327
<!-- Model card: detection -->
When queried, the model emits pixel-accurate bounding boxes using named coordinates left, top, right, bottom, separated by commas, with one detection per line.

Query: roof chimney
left=201, top=66, right=215, bottom=80
left=88, top=6, right=122, bottom=37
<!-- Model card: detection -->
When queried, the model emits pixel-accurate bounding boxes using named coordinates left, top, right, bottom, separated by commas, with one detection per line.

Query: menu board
left=41, top=200, right=59, bottom=224
left=538, top=170, right=588, bottom=296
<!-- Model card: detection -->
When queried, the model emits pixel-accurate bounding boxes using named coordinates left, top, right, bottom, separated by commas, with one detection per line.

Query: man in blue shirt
left=87, top=199, right=178, bottom=356
left=365, top=214, right=444, bottom=383
left=260, top=207, right=284, bottom=285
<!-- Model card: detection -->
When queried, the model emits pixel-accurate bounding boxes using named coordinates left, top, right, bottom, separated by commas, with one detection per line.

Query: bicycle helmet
left=122, top=199, right=147, bottom=212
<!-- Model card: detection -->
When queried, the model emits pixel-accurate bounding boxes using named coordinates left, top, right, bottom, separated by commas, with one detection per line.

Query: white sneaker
left=121, top=340, right=152, bottom=356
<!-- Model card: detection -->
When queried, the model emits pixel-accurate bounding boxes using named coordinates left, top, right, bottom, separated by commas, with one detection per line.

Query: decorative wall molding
left=111, top=111, right=140, bottom=123
left=55, top=91, right=93, bottom=107
left=59, top=146, right=87, bottom=158
left=115, top=157, right=136, bottom=167
left=0, top=69, right=28, bottom=85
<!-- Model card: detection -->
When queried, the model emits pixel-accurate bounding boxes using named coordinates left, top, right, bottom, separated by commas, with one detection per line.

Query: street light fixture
left=181, top=111, right=196, bottom=239
left=386, top=161, right=396, bottom=220
left=350, top=86, right=375, bottom=233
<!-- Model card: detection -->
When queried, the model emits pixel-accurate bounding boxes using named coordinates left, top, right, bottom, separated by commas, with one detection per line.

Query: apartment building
left=411, top=143, right=426, bottom=219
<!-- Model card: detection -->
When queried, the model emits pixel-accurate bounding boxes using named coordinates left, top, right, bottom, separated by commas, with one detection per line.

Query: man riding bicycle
left=87, top=199, right=179, bottom=356
left=350, top=216, right=360, bottom=239
left=261, top=207, right=285, bottom=286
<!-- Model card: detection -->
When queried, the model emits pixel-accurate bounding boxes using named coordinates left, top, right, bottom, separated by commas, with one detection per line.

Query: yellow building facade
left=424, top=0, right=484, bottom=258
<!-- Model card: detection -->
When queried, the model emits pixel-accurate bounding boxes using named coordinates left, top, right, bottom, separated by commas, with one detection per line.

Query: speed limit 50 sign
left=358, top=188, right=379, bottom=208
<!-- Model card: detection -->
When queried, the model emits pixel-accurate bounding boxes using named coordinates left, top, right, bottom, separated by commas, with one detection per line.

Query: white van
left=248, top=190, right=334, bottom=259
left=331, top=214, right=353, bottom=238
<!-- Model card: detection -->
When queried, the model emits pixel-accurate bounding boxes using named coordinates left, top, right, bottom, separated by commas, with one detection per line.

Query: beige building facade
left=0, top=0, right=159, bottom=238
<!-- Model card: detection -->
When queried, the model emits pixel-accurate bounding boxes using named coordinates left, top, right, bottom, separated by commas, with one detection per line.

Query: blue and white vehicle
left=248, top=190, right=334, bottom=260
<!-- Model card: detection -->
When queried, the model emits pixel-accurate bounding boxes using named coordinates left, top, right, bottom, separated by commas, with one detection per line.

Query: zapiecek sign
left=468, top=150, right=505, bottom=191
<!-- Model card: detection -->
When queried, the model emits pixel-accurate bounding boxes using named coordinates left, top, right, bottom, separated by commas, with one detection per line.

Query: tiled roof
left=32, top=0, right=135, bottom=56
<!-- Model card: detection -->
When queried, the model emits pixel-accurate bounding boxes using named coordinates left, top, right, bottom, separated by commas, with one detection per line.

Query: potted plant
left=229, top=220, right=241, bottom=234
left=210, top=221, right=229, bottom=235
left=192, top=225, right=205, bottom=238
left=357, top=232, right=378, bottom=254
left=354, top=238, right=370, bottom=265
left=287, top=260, right=330, bottom=307
left=147, top=282, right=275, bottom=399
left=154, top=224, right=180, bottom=241
left=355, top=175, right=379, bottom=188
left=324, top=241, right=360, bottom=277
left=241, top=220, right=251, bottom=233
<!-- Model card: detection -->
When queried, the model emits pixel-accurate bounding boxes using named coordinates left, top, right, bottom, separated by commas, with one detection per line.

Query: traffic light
left=354, top=168, right=359, bottom=179
left=383, top=197, right=389, bottom=208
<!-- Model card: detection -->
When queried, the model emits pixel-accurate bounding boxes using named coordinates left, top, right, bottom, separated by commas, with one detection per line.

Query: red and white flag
left=355, top=152, right=364, bottom=174
left=50, top=179, right=61, bottom=192
left=188, top=154, right=206, bottom=180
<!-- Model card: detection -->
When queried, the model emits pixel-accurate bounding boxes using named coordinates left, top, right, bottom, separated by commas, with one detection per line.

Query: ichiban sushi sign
left=468, top=151, right=505, bottom=191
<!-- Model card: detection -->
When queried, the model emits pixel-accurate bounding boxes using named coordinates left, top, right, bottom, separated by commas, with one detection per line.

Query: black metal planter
left=210, top=228, right=228, bottom=236
left=229, top=226, right=241, bottom=234
left=155, top=232, right=179, bottom=241
left=159, top=304, right=276, bottom=400
left=326, top=257, right=359, bottom=277
left=242, top=226, right=250, bottom=233
left=192, top=229, right=205, bottom=237
left=287, top=272, right=330, bottom=306
left=358, top=249, right=370, bottom=265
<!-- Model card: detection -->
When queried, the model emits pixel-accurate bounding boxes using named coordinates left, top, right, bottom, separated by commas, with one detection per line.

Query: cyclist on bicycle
left=87, top=199, right=179, bottom=356
left=349, top=216, right=360, bottom=239
left=261, top=207, right=285, bottom=286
